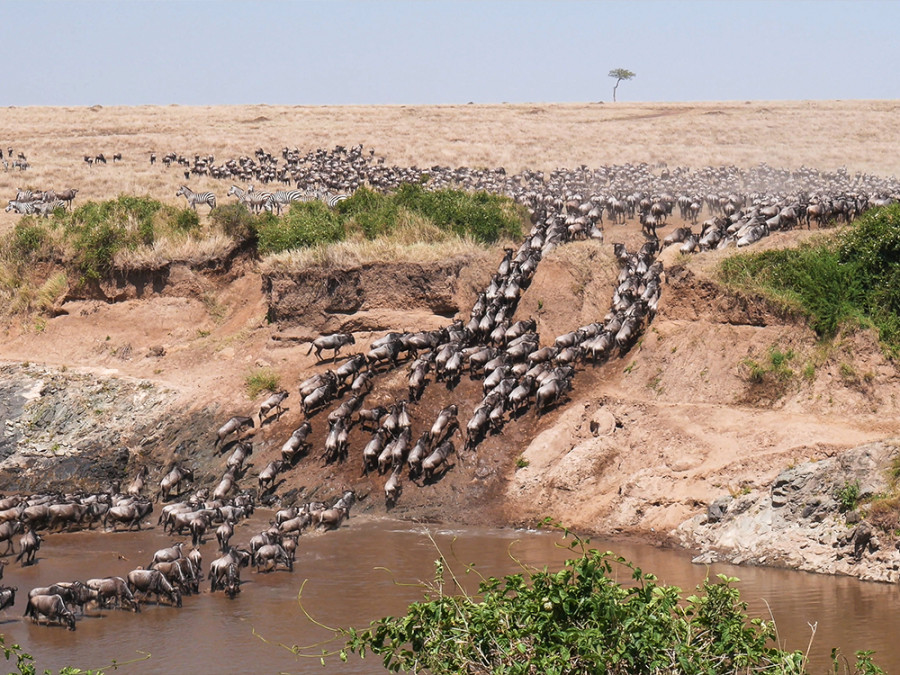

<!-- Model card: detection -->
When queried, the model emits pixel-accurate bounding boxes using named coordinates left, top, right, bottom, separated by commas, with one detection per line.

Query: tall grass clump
left=720, top=204, right=900, bottom=355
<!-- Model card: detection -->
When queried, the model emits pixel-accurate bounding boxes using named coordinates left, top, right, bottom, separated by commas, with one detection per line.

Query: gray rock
left=707, top=496, right=733, bottom=523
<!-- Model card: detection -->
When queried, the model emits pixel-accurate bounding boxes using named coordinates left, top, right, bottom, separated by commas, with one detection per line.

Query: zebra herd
left=4, top=188, right=78, bottom=216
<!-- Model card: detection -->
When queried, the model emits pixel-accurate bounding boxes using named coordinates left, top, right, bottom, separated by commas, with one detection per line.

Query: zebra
left=5, top=200, right=36, bottom=214
left=269, top=189, right=317, bottom=215
left=317, top=189, right=350, bottom=209
left=227, top=185, right=273, bottom=214
left=34, top=200, right=65, bottom=218
left=176, top=185, right=216, bottom=211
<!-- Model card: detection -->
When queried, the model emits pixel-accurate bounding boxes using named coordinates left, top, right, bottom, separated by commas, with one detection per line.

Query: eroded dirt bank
left=2, top=236, right=900, bottom=582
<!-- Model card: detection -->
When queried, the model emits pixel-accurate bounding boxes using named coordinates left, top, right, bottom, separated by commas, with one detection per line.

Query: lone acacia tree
left=609, top=68, right=636, bottom=102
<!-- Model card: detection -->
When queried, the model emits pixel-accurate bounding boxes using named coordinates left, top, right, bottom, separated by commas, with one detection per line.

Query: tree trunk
left=612, top=79, right=621, bottom=102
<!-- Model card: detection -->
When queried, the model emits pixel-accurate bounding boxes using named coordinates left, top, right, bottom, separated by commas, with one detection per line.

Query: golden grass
left=2, top=100, right=899, bottom=236
left=113, top=232, right=235, bottom=269
left=260, top=234, right=491, bottom=273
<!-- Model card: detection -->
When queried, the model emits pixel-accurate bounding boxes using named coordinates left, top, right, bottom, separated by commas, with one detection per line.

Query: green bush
left=335, top=532, right=883, bottom=674
left=257, top=201, right=344, bottom=255
left=11, top=220, right=49, bottom=258
left=210, top=203, right=266, bottom=240
left=719, top=205, right=900, bottom=355
left=263, top=184, right=524, bottom=252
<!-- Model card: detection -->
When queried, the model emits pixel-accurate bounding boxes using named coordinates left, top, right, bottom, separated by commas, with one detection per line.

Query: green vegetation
left=257, top=184, right=524, bottom=255
left=245, top=367, right=280, bottom=398
left=332, top=529, right=883, bottom=674
left=719, top=204, right=900, bottom=356
left=836, top=480, right=861, bottom=513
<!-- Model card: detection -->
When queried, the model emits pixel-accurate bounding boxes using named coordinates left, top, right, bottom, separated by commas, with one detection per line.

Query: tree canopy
left=608, top=68, right=636, bottom=102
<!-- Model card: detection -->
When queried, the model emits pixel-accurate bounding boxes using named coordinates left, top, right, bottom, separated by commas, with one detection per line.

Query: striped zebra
left=317, top=189, right=350, bottom=209
left=227, top=185, right=273, bottom=214
left=269, top=189, right=317, bottom=215
left=5, top=200, right=36, bottom=214
left=34, top=200, right=66, bottom=218
left=176, top=185, right=217, bottom=211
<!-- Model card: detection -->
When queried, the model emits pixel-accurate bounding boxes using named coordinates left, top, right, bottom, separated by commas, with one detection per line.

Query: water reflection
left=0, top=516, right=895, bottom=674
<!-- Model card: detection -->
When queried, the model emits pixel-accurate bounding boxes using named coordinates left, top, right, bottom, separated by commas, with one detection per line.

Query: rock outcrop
left=678, top=440, right=900, bottom=582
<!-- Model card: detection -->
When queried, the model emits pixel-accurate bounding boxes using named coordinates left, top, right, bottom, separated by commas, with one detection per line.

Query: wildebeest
left=126, top=465, right=150, bottom=497
left=307, top=333, right=356, bottom=361
left=225, top=441, right=253, bottom=475
left=301, top=380, right=338, bottom=416
left=258, top=391, right=289, bottom=422
left=384, top=467, right=402, bottom=507
left=209, top=548, right=251, bottom=593
left=158, top=465, right=194, bottom=501
left=24, top=594, right=75, bottom=630
left=253, top=544, right=293, bottom=572
left=127, top=569, right=182, bottom=607
left=214, top=416, right=254, bottom=449
left=86, top=577, right=138, bottom=611
left=258, top=460, right=285, bottom=493
left=422, top=440, right=455, bottom=482
left=0, top=585, right=15, bottom=612
left=15, top=527, right=41, bottom=566
left=0, top=520, right=23, bottom=554
left=298, top=370, right=338, bottom=398
left=104, top=500, right=153, bottom=531
left=281, top=423, right=311, bottom=464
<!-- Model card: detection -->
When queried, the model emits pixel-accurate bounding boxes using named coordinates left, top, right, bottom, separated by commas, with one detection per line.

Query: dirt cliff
left=2, top=228, right=899, bottom=581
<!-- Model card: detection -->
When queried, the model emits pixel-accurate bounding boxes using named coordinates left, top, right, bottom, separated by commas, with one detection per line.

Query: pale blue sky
left=5, top=1, right=898, bottom=105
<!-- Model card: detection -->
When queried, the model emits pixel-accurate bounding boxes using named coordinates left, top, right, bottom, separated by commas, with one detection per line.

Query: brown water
left=1, top=514, right=898, bottom=674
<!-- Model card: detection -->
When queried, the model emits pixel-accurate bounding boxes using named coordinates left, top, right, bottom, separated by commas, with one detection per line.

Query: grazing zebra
left=176, top=185, right=217, bottom=211
left=317, top=189, right=350, bottom=209
left=227, top=185, right=273, bottom=214
left=95, top=153, right=107, bottom=165
left=15, top=188, right=34, bottom=202
left=5, top=200, right=36, bottom=214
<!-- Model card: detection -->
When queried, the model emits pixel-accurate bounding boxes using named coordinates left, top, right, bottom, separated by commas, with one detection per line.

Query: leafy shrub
left=257, top=201, right=344, bottom=255
left=265, top=184, right=524, bottom=254
left=12, top=220, right=48, bottom=258
left=172, top=208, right=200, bottom=233
left=720, top=205, right=900, bottom=355
left=335, top=532, right=884, bottom=674
left=836, top=480, right=861, bottom=512
left=210, top=203, right=265, bottom=240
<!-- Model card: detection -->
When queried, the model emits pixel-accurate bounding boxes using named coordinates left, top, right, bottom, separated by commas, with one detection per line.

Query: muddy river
left=1, top=513, right=897, bottom=674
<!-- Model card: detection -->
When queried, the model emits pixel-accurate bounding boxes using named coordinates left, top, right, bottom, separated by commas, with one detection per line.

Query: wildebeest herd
left=2, top=141, right=899, bottom=631
left=0, top=466, right=356, bottom=630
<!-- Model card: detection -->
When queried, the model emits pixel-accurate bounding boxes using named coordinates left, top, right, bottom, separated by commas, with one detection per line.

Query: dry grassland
left=0, top=100, right=898, bottom=234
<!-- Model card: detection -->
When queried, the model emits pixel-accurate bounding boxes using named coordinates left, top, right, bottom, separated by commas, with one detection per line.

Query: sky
left=4, top=0, right=899, bottom=106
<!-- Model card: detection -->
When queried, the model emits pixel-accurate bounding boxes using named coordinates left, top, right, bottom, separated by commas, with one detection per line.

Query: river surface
left=0, top=513, right=897, bottom=674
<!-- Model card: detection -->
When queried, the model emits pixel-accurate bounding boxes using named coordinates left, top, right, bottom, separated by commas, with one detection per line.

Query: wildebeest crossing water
left=0, top=514, right=898, bottom=673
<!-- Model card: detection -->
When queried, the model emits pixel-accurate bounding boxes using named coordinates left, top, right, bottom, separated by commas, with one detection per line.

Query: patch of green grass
left=245, top=368, right=280, bottom=398
left=258, top=185, right=525, bottom=256
left=720, top=204, right=900, bottom=356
